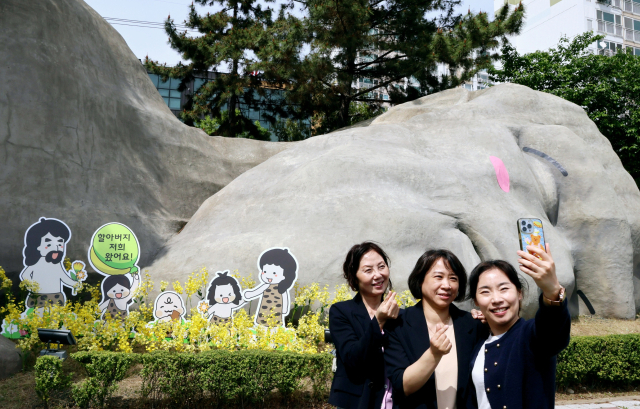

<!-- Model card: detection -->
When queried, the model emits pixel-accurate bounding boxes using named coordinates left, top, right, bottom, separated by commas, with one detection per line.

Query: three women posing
left=330, top=242, right=570, bottom=409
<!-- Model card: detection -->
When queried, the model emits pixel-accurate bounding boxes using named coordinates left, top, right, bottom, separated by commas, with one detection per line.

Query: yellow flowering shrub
left=0, top=264, right=413, bottom=355
left=231, top=269, right=256, bottom=290
left=171, top=280, right=183, bottom=294
left=397, top=289, right=418, bottom=308
left=0, top=266, right=12, bottom=290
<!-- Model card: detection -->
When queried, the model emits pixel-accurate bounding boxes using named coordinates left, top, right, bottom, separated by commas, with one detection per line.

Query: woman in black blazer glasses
left=384, top=249, right=487, bottom=409
left=329, top=242, right=400, bottom=409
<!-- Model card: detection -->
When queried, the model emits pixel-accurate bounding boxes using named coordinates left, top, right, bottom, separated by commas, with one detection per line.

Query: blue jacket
left=465, top=295, right=571, bottom=409
left=329, top=293, right=393, bottom=409
left=384, top=303, right=487, bottom=409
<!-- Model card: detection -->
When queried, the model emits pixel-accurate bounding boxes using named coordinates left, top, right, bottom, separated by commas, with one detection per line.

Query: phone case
left=517, top=218, right=546, bottom=259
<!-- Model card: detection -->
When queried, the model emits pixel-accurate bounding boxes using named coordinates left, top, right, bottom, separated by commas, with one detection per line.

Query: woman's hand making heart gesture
left=429, top=323, right=452, bottom=357
left=375, top=291, right=399, bottom=330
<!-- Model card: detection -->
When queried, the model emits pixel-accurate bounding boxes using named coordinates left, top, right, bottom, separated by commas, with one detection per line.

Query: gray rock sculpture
left=0, top=0, right=287, bottom=272
left=148, top=84, right=640, bottom=319
left=0, top=335, right=22, bottom=379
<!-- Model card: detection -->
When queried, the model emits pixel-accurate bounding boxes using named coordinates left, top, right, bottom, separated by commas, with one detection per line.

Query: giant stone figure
left=147, top=85, right=640, bottom=319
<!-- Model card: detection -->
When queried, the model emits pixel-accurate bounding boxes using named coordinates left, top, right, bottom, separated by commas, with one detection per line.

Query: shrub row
left=556, top=334, right=640, bottom=387
left=33, top=334, right=640, bottom=408
left=67, top=350, right=332, bottom=408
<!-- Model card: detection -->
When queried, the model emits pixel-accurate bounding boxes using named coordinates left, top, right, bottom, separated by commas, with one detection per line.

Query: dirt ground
left=571, top=314, right=640, bottom=337
left=1, top=315, right=638, bottom=409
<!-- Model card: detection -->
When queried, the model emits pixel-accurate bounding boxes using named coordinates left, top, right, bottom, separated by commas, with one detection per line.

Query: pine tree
left=145, top=0, right=277, bottom=140
left=277, top=0, right=525, bottom=133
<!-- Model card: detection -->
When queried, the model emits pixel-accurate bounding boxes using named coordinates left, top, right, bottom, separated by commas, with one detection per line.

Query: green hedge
left=31, top=334, right=640, bottom=408
left=68, top=350, right=332, bottom=408
left=556, top=334, right=640, bottom=387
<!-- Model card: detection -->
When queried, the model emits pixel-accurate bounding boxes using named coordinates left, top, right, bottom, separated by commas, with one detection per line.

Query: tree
left=490, top=32, right=640, bottom=183
left=270, top=0, right=525, bottom=133
left=195, top=110, right=271, bottom=140
left=145, top=0, right=277, bottom=140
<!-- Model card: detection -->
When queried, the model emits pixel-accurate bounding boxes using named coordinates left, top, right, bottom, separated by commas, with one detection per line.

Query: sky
left=84, top=0, right=496, bottom=66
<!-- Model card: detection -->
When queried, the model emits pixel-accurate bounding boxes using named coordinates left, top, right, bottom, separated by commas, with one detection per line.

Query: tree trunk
left=228, top=2, right=239, bottom=137
left=338, top=45, right=357, bottom=129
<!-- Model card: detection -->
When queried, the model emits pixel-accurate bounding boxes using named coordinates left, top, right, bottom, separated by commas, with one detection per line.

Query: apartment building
left=495, top=0, right=640, bottom=56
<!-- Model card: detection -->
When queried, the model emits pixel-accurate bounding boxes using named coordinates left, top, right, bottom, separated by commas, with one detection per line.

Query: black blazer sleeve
left=531, top=294, right=571, bottom=357
left=383, top=317, right=411, bottom=398
left=329, top=301, right=388, bottom=373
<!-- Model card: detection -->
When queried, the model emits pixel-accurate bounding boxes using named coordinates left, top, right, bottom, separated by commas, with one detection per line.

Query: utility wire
left=103, top=17, right=201, bottom=33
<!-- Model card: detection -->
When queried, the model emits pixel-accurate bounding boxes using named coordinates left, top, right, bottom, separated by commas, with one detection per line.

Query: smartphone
left=517, top=218, right=546, bottom=259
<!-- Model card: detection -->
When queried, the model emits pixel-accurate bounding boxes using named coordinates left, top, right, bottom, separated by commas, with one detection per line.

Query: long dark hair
left=100, top=275, right=132, bottom=304
left=407, top=249, right=467, bottom=302
left=259, top=248, right=298, bottom=294
left=342, top=242, right=391, bottom=292
left=207, top=272, right=242, bottom=306
left=23, top=218, right=71, bottom=266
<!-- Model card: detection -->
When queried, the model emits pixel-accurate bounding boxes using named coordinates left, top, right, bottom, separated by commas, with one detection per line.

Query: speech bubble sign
left=88, top=223, right=140, bottom=276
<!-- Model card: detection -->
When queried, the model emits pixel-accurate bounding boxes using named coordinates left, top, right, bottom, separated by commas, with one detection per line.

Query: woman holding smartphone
left=329, top=242, right=400, bottom=409
left=466, top=244, right=571, bottom=409
left=384, top=249, right=487, bottom=409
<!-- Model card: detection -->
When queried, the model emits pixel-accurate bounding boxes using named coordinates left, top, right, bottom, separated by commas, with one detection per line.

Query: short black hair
left=207, top=271, right=242, bottom=306
left=467, top=260, right=528, bottom=301
left=23, top=218, right=71, bottom=266
left=407, top=249, right=467, bottom=302
left=259, top=248, right=298, bottom=294
left=342, top=242, right=391, bottom=292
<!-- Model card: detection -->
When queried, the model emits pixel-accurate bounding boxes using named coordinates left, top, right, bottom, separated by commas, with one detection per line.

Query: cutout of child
left=98, top=273, right=139, bottom=320
left=199, top=271, right=246, bottom=325
left=152, top=291, right=186, bottom=323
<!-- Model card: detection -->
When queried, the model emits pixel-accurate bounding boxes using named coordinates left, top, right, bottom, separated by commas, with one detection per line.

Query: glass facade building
left=146, top=70, right=310, bottom=141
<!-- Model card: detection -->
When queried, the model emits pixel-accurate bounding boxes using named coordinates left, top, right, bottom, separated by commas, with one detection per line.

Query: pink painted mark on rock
left=489, top=156, right=510, bottom=192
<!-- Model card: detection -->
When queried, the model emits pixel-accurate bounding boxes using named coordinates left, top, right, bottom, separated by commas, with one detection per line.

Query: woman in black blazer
left=465, top=244, right=570, bottom=409
left=385, top=249, right=487, bottom=409
left=329, top=242, right=400, bottom=409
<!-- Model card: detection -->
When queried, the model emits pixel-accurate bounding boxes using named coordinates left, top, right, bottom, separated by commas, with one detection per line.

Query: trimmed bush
left=58, top=334, right=640, bottom=407
left=557, top=334, right=640, bottom=387
left=34, top=355, right=72, bottom=409
left=71, top=351, right=139, bottom=408
left=71, top=349, right=332, bottom=408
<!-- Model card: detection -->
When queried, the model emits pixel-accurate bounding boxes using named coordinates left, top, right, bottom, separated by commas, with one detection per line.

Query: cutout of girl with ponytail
left=243, top=248, right=298, bottom=327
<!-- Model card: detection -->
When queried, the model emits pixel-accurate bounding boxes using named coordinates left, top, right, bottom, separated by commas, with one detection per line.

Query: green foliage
left=145, top=0, right=275, bottom=140
left=71, top=351, right=139, bottom=408
left=490, top=32, right=640, bottom=182
left=557, top=334, right=640, bottom=387
left=139, top=350, right=331, bottom=407
left=273, top=118, right=311, bottom=142
left=34, top=356, right=71, bottom=408
left=196, top=110, right=272, bottom=140
left=36, top=335, right=640, bottom=407
left=275, top=0, right=525, bottom=133
left=149, top=0, right=525, bottom=137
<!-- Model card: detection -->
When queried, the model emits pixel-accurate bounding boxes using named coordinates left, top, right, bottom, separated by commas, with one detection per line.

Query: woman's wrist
left=542, top=283, right=563, bottom=302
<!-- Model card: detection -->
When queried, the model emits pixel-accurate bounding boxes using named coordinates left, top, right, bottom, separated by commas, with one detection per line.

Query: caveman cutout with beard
left=19, top=217, right=85, bottom=309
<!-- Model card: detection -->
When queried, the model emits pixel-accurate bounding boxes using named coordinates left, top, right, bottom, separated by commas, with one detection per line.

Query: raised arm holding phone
left=466, top=243, right=571, bottom=409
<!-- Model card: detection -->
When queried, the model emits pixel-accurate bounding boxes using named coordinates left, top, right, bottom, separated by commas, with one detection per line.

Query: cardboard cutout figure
left=19, top=217, right=87, bottom=309
left=88, top=223, right=141, bottom=320
left=243, top=248, right=298, bottom=327
left=149, top=291, right=186, bottom=324
left=98, top=274, right=140, bottom=320
left=198, top=271, right=246, bottom=325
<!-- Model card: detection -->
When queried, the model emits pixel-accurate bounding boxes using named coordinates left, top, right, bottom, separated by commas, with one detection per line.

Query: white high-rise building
left=495, top=0, right=640, bottom=56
